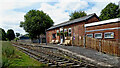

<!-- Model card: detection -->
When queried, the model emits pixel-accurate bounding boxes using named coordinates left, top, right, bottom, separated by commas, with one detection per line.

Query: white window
left=86, top=34, right=93, bottom=38
left=57, top=30, right=59, bottom=33
left=64, top=29, right=67, bottom=32
left=56, top=30, right=59, bottom=36
left=52, top=34, right=56, bottom=39
left=68, top=28, right=71, bottom=36
left=94, top=33, right=102, bottom=39
left=68, top=28, right=71, bottom=33
left=104, top=32, right=114, bottom=38
left=60, top=28, right=63, bottom=32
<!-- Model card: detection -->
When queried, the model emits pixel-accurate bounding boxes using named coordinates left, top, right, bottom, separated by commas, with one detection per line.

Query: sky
left=0, top=0, right=119, bottom=34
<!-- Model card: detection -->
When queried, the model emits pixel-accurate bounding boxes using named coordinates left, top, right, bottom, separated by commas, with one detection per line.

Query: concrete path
left=35, top=44, right=120, bottom=67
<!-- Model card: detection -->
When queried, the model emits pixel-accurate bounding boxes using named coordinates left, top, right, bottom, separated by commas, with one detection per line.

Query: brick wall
left=46, top=16, right=99, bottom=43
left=86, top=22, right=120, bottom=42
left=87, top=17, right=99, bottom=24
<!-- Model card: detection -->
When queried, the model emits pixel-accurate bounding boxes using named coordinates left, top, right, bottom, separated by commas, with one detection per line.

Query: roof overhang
left=47, top=13, right=99, bottom=31
left=85, top=18, right=120, bottom=27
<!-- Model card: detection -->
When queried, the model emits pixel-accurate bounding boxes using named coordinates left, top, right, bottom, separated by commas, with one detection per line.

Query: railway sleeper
left=14, top=44, right=97, bottom=67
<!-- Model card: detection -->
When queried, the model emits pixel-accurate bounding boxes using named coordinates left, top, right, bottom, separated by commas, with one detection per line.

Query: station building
left=46, top=13, right=120, bottom=44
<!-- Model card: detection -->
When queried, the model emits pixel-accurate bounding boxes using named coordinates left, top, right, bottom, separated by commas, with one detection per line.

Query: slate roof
left=47, top=13, right=98, bottom=31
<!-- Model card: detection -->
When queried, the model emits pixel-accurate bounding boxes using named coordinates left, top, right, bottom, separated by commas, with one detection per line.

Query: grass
left=2, top=41, right=46, bottom=68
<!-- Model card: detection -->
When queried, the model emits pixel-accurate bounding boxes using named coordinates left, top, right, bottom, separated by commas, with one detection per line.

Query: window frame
left=52, top=33, right=56, bottom=39
left=86, top=34, right=93, bottom=38
left=94, top=33, right=102, bottom=39
left=57, top=30, right=59, bottom=33
left=60, top=29, right=63, bottom=33
left=56, top=30, right=59, bottom=36
left=68, top=28, right=71, bottom=33
left=68, top=28, right=72, bottom=36
left=64, top=29, right=67, bottom=32
left=104, top=32, right=114, bottom=39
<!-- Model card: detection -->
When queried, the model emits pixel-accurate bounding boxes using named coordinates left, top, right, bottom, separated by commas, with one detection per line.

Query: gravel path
left=46, top=44, right=120, bottom=66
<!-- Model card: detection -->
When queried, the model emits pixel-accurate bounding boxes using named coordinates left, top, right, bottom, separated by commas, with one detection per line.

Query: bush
left=2, top=42, right=15, bottom=68
left=14, top=37, right=20, bottom=42
left=2, top=56, right=11, bottom=68
left=2, top=41, right=46, bottom=67
left=2, top=42, right=15, bottom=57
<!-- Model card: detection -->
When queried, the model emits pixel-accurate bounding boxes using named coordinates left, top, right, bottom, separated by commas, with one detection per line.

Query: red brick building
left=85, top=18, right=120, bottom=43
left=46, top=13, right=100, bottom=43
left=46, top=13, right=120, bottom=44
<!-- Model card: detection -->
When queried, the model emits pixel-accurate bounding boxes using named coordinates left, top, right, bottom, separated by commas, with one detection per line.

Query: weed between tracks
left=2, top=41, right=46, bottom=68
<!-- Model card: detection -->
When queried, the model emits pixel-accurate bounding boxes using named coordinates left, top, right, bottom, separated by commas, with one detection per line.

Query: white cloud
left=39, top=1, right=89, bottom=25
left=86, top=0, right=119, bottom=16
left=55, top=1, right=88, bottom=11
left=39, top=3, right=70, bottom=25
left=0, top=0, right=119, bottom=34
left=0, top=0, right=34, bottom=34
left=86, top=2, right=107, bottom=16
left=84, top=0, right=119, bottom=3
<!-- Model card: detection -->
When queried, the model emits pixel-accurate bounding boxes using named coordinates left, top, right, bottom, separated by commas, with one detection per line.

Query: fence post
left=118, top=43, right=120, bottom=56
left=83, top=36, right=86, bottom=48
left=99, top=40, right=101, bottom=52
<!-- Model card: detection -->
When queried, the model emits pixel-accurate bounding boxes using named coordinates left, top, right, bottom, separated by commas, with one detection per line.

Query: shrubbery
left=2, top=41, right=15, bottom=68
left=1, top=41, right=46, bottom=67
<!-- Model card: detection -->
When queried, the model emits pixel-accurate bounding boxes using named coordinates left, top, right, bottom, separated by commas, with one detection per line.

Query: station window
left=60, top=29, right=63, bottom=33
left=86, top=34, right=93, bottom=38
left=52, top=34, right=56, bottom=39
left=68, top=28, right=71, bottom=33
left=94, top=33, right=102, bottom=39
left=57, top=30, right=59, bottom=33
left=64, top=29, right=68, bottom=37
left=64, top=29, right=67, bottom=32
left=68, top=28, right=71, bottom=36
left=104, top=32, right=114, bottom=38
left=56, top=30, right=59, bottom=36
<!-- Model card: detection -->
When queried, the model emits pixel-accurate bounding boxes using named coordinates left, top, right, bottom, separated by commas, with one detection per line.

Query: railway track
left=13, top=44, right=97, bottom=68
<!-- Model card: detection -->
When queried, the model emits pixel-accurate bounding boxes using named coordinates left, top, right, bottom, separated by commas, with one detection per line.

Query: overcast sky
left=0, top=0, right=119, bottom=34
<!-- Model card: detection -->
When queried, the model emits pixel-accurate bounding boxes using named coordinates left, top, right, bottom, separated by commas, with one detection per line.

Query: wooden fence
left=68, top=36, right=120, bottom=56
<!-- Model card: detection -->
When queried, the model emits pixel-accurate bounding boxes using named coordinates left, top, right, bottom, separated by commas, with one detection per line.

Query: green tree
left=20, top=10, right=54, bottom=39
left=6, top=29, right=15, bottom=41
left=99, top=3, right=120, bottom=20
left=69, top=11, right=87, bottom=20
left=24, top=34, right=29, bottom=37
left=0, top=28, right=7, bottom=41
left=16, top=33, right=20, bottom=37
